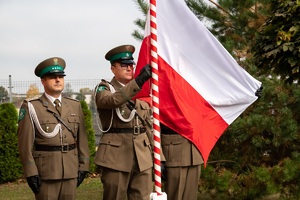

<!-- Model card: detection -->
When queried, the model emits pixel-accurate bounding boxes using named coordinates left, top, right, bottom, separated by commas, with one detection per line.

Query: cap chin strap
left=28, top=101, right=61, bottom=138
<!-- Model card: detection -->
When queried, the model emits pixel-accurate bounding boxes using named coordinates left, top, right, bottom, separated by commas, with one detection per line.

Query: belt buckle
left=62, top=143, right=69, bottom=153
left=134, top=126, right=140, bottom=135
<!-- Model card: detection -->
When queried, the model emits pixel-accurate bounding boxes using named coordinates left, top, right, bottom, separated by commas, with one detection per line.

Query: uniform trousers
left=35, top=178, right=77, bottom=200
left=165, top=165, right=201, bottom=200
left=100, top=167, right=152, bottom=200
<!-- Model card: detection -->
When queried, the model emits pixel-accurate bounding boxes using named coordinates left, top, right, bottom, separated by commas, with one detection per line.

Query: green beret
left=34, top=57, right=66, bottom=78
left=105, top=44, right=135, bottom=64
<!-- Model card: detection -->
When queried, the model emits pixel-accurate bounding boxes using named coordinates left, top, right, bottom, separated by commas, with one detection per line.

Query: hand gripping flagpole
left=149, top=0, right=167, bottom=199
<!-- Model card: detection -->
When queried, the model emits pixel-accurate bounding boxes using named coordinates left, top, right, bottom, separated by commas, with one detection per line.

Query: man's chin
left=53, top=89, right=63, bottom=94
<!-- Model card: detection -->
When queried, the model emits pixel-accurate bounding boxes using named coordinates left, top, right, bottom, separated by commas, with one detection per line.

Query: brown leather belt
left=35, top=143, right=76, bottom=152
left=106, top=127, right=146, bottom=134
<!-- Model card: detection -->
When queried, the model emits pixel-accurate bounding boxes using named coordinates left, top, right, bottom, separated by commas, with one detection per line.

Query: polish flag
left=134, top=0, right=261, bottom=166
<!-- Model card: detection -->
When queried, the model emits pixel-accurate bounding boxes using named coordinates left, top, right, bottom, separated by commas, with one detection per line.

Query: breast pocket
left=67, top=116, right=80, bottom=134
left=137, top=101, right=151, bottom=119
left=39, top=118, right=58, bottom=133
left=161, top=135, right=184, bottom=162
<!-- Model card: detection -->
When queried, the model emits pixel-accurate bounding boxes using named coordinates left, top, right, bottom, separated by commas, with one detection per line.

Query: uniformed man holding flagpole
left=94, top=44, right=153, bottom=200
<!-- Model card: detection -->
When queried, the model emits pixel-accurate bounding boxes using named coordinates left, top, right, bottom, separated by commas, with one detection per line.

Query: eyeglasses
left=119, top=63, right=135, bottom=70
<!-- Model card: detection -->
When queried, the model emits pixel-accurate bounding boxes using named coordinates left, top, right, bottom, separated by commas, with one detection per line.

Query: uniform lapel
left=60, top=97, right=70, bottom=118
left=40, top=94, right=57, bottom=114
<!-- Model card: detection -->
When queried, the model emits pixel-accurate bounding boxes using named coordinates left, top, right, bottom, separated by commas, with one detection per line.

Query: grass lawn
left=0, top=178, right=215, bottom=199
left=0, top=177, right=103, bottom=200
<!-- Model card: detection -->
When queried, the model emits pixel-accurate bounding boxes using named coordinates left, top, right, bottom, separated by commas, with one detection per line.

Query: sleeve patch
left=97, top=86, right=107, bottom=93
left=18, top=107, right=26, bottom=122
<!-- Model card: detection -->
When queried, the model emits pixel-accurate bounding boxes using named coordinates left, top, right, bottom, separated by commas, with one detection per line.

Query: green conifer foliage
left=204, top=73, right=300, bottom=199
left=0, top=103, right=22, bottom=183
left=80, top=101, right=96, bottom=173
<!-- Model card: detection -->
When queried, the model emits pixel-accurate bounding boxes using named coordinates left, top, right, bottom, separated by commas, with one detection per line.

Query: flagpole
left=149, top=0, right=163, bottom=196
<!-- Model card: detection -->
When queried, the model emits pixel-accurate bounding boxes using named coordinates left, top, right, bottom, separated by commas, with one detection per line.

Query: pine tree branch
left=208, top=0, right=230, bottom=16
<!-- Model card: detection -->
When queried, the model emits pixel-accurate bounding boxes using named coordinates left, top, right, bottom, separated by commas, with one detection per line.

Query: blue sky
left=0, top=0, right=143, bottom=81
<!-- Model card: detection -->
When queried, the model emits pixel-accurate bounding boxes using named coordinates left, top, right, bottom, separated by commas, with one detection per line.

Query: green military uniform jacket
left=17, top=94, right=90, bottom=180
left=161, top=133, right=203, bottom=167
left=94, top=77, right=153, bottom=172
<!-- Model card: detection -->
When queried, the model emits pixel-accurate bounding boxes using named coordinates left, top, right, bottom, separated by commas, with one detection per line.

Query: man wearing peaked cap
left=17, top=57, right=90, bottom=200
left=94, top=44, right=156, bottom=200
left=105, top=44, right=135, bottom=65
left=34, top=57, right=66, bottom=78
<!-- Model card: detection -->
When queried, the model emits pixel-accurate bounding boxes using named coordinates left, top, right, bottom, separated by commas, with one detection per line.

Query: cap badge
left=126, top=46, right=131, bottom=50
left=53, top=58, right=59, bottom=65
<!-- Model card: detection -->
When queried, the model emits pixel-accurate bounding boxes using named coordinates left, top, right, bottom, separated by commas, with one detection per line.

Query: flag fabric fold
left=135, top=0, right=261, bottom=165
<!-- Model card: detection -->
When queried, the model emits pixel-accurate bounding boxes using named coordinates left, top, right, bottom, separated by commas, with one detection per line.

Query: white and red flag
left=134, top=0, right=262, bottom=166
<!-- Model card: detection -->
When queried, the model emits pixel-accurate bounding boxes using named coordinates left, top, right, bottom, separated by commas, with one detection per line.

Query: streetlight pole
left=8, top=75, right=13, bottom=103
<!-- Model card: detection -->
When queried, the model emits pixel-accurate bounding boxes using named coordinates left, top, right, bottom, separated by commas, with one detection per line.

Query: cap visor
left=43, top=72, right=66, bottom=77
left=120, top=60, right=135, bottom=65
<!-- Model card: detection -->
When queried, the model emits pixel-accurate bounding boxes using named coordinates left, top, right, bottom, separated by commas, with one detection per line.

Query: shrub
left=80, top=101, right=96, bottom=173
left=0, top=103, right=23, bottom=183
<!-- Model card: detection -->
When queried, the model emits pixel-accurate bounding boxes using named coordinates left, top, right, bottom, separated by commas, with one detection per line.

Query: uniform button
left=64, top=135, right=67, bottom=138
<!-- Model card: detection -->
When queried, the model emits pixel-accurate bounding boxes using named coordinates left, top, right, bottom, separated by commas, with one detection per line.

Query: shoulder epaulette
left=64, top=96, right=79, bottom=102
left=101, top=79, right=109, bottom=83
left=25, top=96, right=40, bottom=102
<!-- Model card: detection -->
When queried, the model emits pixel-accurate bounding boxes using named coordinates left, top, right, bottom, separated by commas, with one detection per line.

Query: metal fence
left=0, top=78, right=103, bottom=144
left=0, top=78, right=101, bottom=95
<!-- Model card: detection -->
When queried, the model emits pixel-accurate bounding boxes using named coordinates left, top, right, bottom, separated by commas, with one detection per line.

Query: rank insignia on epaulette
left=18, top=107, right=26, bottom=122
left=97, top=86, right=107, bottom=93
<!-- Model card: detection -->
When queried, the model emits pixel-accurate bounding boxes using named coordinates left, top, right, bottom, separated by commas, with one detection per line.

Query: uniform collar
left=44, top=92, right=62, bottom=106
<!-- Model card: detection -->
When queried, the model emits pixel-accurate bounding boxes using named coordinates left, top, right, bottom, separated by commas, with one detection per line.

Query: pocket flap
left=68, top=116, right=80, bottom=123
left=161, top=135, right=184, bottom=145
left=100, top=137, right=122, bottom=146
left=39, top=118, right=57, bottom=124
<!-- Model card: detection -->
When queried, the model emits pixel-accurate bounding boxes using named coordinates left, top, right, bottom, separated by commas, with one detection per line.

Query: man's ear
left=111, top=65, right=116, bottom=74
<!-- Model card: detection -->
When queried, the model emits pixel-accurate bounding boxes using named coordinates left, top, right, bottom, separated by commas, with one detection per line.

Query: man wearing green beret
left=17, top=57, right=90, bottom=200
left=94, top=44, right=153, bottom=200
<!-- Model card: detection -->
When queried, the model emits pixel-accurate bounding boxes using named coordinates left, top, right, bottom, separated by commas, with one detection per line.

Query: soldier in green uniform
left=161, top=123, right=203, bottom=200
left=17, top=57, right=90, bottom=200
left=94, top=44, right=153, bottom=200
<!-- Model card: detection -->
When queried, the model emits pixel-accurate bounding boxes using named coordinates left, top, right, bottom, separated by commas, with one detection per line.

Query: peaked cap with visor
left=35, top=57, right=66, bottom=78
left=105, top=44, right=135, bottom=65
